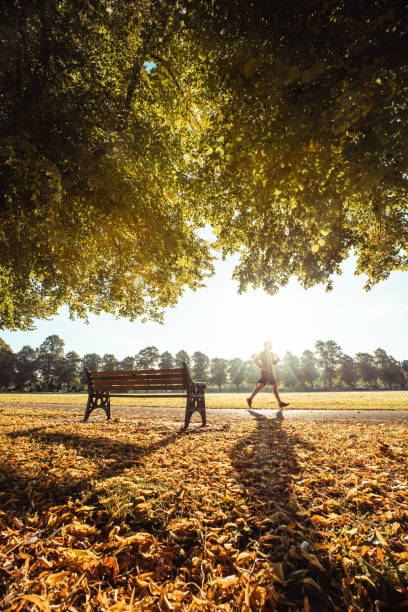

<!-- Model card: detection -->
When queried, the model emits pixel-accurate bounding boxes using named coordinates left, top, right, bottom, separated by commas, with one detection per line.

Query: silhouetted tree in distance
left=120, top=356, right=135, bottom=371
left=280, top=352, right=301, bottom=391
left=135, top=347, right=159, bottom=370
left=338, top=354, right=358, bottom=389
left=315, top=340, right=342, bottom=389
left=0, top=338, right=15, bottom=390
left=192, top=352, right=210, bottom=382
left=228, top=358, right=246, bottom=392
left=356, top=353, right=378, bottom=390
left=175, top=350, right=190, bottom=368
left=14, top=345, right=37, bottom=390
left=81, top=353, right=102, bottom=385
left=36, top=335, right=65, bottom=391
left=102, top=354, right=120, bottom=372
left=245, top=358, right=260, bottom=387
left=159, top=351, right=175, bottom=369
left=300, top=350, right=319, bottom=390
left=210, top=358, right=228, bottom=391
left=374, top=348, right=401, bottom=388
left=61, top=351, right=82, bottom=391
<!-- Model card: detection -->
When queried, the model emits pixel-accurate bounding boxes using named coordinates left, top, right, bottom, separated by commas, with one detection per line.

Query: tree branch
left=149, top=53, right=202, bottom=129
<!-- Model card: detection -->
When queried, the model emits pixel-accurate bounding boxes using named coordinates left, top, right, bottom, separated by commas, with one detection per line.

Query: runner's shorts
left=257, top=372, right=277, bottom=385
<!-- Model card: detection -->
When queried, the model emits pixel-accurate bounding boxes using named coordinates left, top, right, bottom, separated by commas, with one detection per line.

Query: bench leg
left=183, top=395, right=194, bottom=430
left=182, top=389, right=206, bottom=430
left=198, top=393, right=206, bottom=426
left=83, top=392, right=111, bottom=422
left=84, top=395, right=92, bottom=422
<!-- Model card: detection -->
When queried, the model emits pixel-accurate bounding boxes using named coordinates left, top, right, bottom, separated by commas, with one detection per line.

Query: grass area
left=0, top=403, right=407, bottom=610
left=1, top=390, right=408, bottom=410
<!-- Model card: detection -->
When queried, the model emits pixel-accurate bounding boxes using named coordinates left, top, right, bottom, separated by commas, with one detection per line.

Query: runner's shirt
left=257, top=350, right=278, bottom=378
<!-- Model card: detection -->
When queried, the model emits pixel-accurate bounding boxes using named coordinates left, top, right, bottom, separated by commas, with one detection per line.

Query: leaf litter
left=0, top=405, right=407, bottom=610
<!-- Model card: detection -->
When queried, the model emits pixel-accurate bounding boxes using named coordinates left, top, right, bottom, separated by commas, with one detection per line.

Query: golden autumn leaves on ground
left=0, top=405, right=407, bottom=610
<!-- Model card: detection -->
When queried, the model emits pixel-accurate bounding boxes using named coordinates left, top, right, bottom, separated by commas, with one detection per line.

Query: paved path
left=4, top=403, right=408, bottom=424
left=123, top=406, right=408, bottom=423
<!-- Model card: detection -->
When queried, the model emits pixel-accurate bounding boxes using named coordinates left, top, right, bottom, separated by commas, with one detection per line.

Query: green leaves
left=191, top=0, right=408, bottom=295
left=0, top=1, right=214, bottom=330
left=1, top=0, right=408, bottom=329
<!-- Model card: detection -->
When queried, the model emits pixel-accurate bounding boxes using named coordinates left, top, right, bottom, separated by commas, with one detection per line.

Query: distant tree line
left=0, top=336, right=404, bottom=393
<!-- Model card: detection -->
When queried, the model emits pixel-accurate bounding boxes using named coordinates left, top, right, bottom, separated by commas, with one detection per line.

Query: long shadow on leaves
left=230, top=410, right=337, bottom=610
left=2, top=424, right=202, bottom=517
left=230, top=411, right=406, bottom=611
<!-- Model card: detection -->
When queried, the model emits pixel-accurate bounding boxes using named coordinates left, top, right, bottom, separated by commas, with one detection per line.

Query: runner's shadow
left=249, top=408, right=284, bottom=421
left=233, top=410, right=299, bottom=509
left=228, top=410, right=333, bottom=607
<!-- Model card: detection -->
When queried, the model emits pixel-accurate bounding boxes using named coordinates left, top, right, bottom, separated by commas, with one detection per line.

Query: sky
left=2, top=255, right=408, bottom=361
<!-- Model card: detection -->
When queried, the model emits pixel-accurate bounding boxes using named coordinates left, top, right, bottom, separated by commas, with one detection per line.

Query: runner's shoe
left=279, top=402, right=289, bottom=408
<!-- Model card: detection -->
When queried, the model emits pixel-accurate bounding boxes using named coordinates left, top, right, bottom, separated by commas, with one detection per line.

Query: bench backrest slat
left=92, top=385, right=186, bottom=392
left=91, top=375, right=183, bottom=383
left=91, top=376, right=184, bottom=381
left=90, top=368, right=182, bottom=377
left=87, top=366, right=190, bottom=393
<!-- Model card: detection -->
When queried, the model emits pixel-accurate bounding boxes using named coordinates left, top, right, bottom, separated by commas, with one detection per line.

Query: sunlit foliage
left=1, top=1, right=407, bottom=328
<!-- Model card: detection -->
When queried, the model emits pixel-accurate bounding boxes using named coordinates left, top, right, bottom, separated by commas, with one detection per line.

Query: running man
left=246, top=341, right=289, bottom=409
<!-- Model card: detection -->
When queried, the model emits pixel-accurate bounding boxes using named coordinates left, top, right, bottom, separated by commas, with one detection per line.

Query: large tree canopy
left=1, top=0, right=407, bottom=329
left=1, top=0, right=213, bottom=329
left=191, top=0, right=408, bottom=293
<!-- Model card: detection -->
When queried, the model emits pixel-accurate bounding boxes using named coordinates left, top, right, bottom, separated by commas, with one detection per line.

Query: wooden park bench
left=83, top=363, right=206, bottom=430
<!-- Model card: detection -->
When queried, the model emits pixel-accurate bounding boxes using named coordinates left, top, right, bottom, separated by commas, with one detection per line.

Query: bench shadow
left=2, top=424, right=200, bottom=518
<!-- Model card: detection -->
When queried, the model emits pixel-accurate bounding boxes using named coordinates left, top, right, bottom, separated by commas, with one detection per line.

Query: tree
left=158, top=351, right=175, bottom=370
left=228, top=358, right=245, bottom=391
left=280, top=352, right=300, bottom=391
left=388, top=357, right=403, bottom=388
left=81, top=353, right=102, bottom=385
left=402, top=361, right=408, bottom=390
left=355, top=353, right=378, bottom=389
left=14, top=345, right=37, bottom=390
left=192, top=351, right=210, bottom=382
left=101, top=354, right=120, bottom=372
left=338, top=354, right=358, bottom=389
left=210, top=358, right=228, bottom=391
left=0, top=338, right=15, bottom=390
left=374, top=348, right=401, bottom=388
left=120, top=356, right=135, bottom=371
left=210, top=357, right=228, bottom=391
left=245, top=358, right=260, bottom=387
left=36, top=335, right=65, bottom=390
left=135, top=346, right=159, bottom=370
left=193, top=0, right=408, bottom=296
left=0, top=1, right=213, bottom=330
left=175, top=350, right=190, bottom=368
left=315, top=340, right=342, bottom=389
left=60, top=351, right=82, bottom=391
left=300, top=350, right=319, bottom=390
left=3, top=2, right=407, bottom=331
